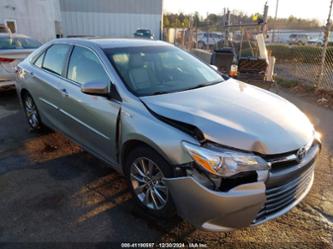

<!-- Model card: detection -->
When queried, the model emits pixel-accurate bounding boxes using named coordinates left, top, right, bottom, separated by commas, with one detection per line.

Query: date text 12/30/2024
left=120, top=242, right=208, bottom=248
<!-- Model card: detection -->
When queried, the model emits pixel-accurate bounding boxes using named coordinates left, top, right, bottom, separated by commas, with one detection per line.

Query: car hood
left=140, top=79, right=314, bottom=155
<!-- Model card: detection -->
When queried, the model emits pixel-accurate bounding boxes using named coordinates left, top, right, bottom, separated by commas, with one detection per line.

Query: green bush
left=266, top=45, right=333, bottom=64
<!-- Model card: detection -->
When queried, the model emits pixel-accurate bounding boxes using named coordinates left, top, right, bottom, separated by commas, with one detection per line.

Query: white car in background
left=197, top=32, right=224, bottom=49
left=288, top=34, right=310, bottom=46
left=308, top=36, right=333, bottom=46
left=0, top=33, right=41, bottom=89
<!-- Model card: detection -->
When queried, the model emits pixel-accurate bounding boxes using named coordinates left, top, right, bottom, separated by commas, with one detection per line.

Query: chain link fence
left=178, top=30, right=333, bottom=91
left=269, top=44, right=333, bottom=90
left=163, top=1, right=333, bottom=92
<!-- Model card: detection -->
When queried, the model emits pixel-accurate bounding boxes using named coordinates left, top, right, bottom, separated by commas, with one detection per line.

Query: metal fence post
left=317, top=0, right=333, bottom=89
left=224, top=10, right=230, bottom=47
left=272, top=0, right=279, bottom=43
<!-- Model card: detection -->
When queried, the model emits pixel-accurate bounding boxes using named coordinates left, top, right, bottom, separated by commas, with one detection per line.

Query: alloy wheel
left=130, top=157, right=168, bottom=210
left=24, top=95, right=40, bottom=129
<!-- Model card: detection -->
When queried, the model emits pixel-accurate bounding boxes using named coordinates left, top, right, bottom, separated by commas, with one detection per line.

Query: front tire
left=124, top=146, right=176, bottom=218
left=22, top=92, right=43, bottom=131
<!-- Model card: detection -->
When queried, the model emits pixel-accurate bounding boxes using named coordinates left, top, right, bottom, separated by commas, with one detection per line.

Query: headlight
left=182, top=141, right=270, bottom=177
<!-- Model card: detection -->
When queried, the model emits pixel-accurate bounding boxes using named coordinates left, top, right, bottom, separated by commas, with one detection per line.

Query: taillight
left=0, top=57, right=15, bottom=63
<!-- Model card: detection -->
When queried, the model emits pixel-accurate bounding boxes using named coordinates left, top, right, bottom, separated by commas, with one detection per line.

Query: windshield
left=0, top=36, right=42, bottom=49
left=104, top=46, right=224, bottom=96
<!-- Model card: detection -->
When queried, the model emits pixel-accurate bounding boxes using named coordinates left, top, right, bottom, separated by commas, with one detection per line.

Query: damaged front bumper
left=164, top=142, right=319, bottom=232
left=164, top=177, right=266, bottom=231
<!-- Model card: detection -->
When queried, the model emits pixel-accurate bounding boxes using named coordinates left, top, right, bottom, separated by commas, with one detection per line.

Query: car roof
left=53, top=37, right=171, bottom=49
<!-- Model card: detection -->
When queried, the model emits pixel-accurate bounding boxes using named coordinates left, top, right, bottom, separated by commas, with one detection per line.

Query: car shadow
left=0, top=90, right=197, bottom=242
left=42, top=150, right=193, bottom=241
left=0, top=89, right=20, bottom=108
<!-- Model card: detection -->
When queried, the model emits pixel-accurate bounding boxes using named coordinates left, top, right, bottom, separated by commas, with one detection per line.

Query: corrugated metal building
left=0, top=0, right=163, bottom=42
left=60, top=0, right=163, bottom=38
left=0, top=0, right=61, bottom=42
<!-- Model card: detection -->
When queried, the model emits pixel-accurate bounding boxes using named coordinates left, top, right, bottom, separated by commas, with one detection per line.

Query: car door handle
left=59, top=88, right=69, bottom=97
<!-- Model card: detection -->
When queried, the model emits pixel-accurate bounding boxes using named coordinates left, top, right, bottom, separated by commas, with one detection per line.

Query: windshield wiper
left=149, top=80, right=223, bottom=96
left=151, top=90, right=171, bottom=96
left=185, top=80, right=223, bottom=91
left=185, top=83, right=209, bottom=91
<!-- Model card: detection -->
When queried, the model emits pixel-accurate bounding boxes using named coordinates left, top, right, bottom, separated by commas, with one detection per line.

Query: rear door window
left=43, top=44, right=70, bottom=75
left=34, top=52, right=45, bottom=68
left=67, top=46, right=109, bottom=85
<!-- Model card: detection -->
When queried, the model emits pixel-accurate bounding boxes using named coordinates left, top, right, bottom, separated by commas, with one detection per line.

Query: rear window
left=0, top=36, right=42, bottom=49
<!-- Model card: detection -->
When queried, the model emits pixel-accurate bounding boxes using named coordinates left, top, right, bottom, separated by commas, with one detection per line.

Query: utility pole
left=262, top=2, right=269, bottom=35
left=272, top=0, right=279, bottom=43
left=224, top=9, right=231, bottom=47
left=318, top=0, right=333, bottom=88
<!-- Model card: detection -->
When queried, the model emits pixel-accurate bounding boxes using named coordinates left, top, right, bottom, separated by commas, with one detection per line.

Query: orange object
left=229, top=64, right=238, bottom=77
left=192, top=153, right=219, bottom=175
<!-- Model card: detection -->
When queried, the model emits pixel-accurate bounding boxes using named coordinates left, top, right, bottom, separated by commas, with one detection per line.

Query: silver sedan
left=15, top=38, right=320, bottom=231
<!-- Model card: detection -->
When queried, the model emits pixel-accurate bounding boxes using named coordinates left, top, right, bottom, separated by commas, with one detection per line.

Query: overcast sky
left=164, top=0, right=330, bottom=23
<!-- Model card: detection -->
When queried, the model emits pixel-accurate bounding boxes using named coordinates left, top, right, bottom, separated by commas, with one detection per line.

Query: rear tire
left=124, top=146, right=176, bottom=218
left=22, top=92, right=43, bottom=131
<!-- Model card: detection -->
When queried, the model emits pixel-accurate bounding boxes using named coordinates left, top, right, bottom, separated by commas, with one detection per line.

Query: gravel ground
left=0, top=89, right=332, bottom=249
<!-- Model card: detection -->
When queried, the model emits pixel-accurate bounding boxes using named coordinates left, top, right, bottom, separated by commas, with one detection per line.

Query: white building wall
left=0, top=0, right=163, bottom=41
left=0, top=0, right=61, bottom=42
left=61, top=12, right=162, bottom=38
left=59, top=0, right=163, bottom=38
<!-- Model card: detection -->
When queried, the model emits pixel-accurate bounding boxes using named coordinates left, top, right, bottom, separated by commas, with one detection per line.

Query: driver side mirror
left=81, top=81, right=109, bottom=96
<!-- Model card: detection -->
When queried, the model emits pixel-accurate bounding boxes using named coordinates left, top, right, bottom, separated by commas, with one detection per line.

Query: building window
left=5, top=20, right=17, bottom=33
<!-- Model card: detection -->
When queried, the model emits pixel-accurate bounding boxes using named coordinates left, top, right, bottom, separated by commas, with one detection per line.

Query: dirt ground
left=0, top=89, right=332, bottom=249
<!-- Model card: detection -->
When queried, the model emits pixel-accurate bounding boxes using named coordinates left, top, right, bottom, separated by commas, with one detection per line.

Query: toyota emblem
left=296, top=146, right=307, bottom=162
